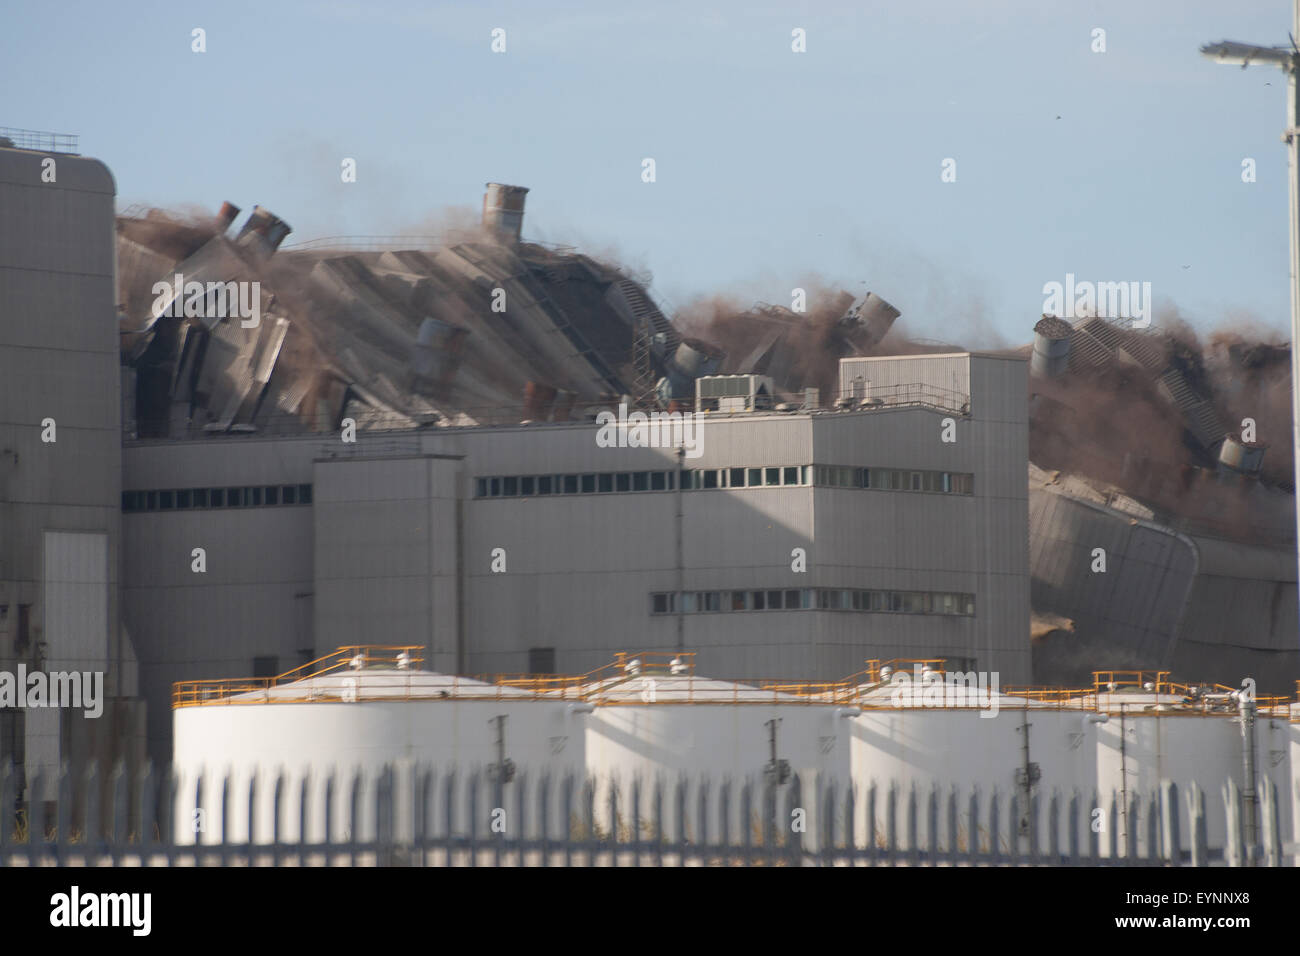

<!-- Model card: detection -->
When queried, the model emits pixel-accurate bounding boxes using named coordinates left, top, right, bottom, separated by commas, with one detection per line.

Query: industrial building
left=2, top=131, right=1296, bottom=800
left=0, top=132, right=146, bottom=804
left=124, top=345, right=1030, bottom=761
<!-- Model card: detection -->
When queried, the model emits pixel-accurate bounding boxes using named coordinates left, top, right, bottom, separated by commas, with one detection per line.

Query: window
left=784, top=467, right=799, bottom=486
left=528, top=647, right=556, bottom=674
left=652, top=593, right=671, bottom=614
left=145, top=491, right=157, bottom=510
left=177, top=489, right=191, bottom=509
left=703, top=470, right=719, bottom=489
left=650, top=471, right=666, bottom=491
left=632, top=471, right=648, bottom=491
left=751, top=591, right=766, bottom=610
left=279, top=485, right=294, bottom=505
left=502, top=477, right=517, bottom=496
left=730, top=591, right=748, bottom=611
left=765, top=467, right=780, bottom=487
left=263, top=486, right=278, bottom=505
left=767, top=590, right=783, bottom=610
left=489, top=478, right=501, bottom=497
left=249, top=486, right=263, bottom=506
left=538, top=475, right=553, bottom=495
left=563, top=475, right=578, bottom=494
left=785, top=589, right=801, bottom=610
left=730, top=468, right=745, bottom=488
left=252, top=656, right=280, bottom=679
left=298, top=484, right=313, bottom=504
left=748, top=468, right=762, bottom=487
left=596, top=474, right=611, bottom=493
left=616, top=473, right=631, bottom=492
left=680, top=593, right=696, bottom=613
left=520, top=476, right=535, bottom=496
left=701, top=591, right=721, bottom=612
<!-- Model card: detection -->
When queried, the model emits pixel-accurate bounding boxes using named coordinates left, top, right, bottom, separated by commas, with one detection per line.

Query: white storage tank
left=172, top=647, right=587, bottom=845
left=581, top=654, right=852, bottom=852
left=1093, top=673, right=1294, bottom=859
left=846, top=660, right=1101, bottom=852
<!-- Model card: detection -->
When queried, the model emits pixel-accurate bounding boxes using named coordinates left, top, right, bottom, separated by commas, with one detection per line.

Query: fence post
left=1048, top=790, right=1060, bottom=863
left=696, top=776, right=708, bottom=865
left=989, top=788, right=1003, bottom=865
left=0, top=760, right=13, bottom=864
left=298, top=770, right=311, bottom=868
left=323, top=769, right=336, bottom=866
left=926, top=784, right=939, bottom=866
left=1006, top=792, right=1019, bottom=865
left=905, top=783, right=918, bottom=866
left=1107, top=789, right=1119, bottom=862
left=1259, top=777, right=1281, bottom=868
left=348, top=766, right=362, bottom=868
left=866, top=781, right=879, bottom=864
left=56, top=763, right=71, bottom=863
left=29, top=769, right=47, bottom=866
left=632, top=775, right=644, bottom=868
left=1187, top=782, right=1206, bottom=868
left=1223, top=778, right=1243, bottom=868
left=539, top=771, right=551, bottom=868
left=740, top=778, right=752, bottom=867
left=111, top=762, right=127, bottom=868
left=1160, top=781, right=1180, bottom=866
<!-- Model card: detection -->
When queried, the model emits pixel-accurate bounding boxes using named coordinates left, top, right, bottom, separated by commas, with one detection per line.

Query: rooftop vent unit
left=695, top=374, right=775, bottom=413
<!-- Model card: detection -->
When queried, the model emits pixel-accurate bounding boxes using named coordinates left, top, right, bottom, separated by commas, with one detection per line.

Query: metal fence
left=0, top=126, right=79, bottom=154
left=2, top=761, right=1293, bottom=866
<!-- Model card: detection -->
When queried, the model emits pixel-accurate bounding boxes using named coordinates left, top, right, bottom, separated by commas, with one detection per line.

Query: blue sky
left=3, top=0, right=1296, bottom=345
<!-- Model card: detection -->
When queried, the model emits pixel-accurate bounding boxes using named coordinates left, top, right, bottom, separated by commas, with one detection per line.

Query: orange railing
left=173, top=647, right=1300, bottom=716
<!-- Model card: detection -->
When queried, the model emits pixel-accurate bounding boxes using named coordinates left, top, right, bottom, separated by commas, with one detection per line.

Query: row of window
left=650, top=589, right=976, bottom=616
left=814, top=466, right=974, bottom=495
left=122, top=484, right=313, bottom=513
left=474, top=465, right=974, bottom=498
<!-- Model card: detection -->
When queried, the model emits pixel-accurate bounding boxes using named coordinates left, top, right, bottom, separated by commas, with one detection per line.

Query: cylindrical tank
left=1093, top=687, right=1293, bottom=858
left=847, top=674, right=1098, bottom=851
left=172, top=661, right=586, bottom=845
left=1217, top=433, right=1266, bottom=476
left=1032, top=316, right=1073, bottom=378
left=482, top=183, right=529, bottom=243
left=582, top=658, right=851, bottom=852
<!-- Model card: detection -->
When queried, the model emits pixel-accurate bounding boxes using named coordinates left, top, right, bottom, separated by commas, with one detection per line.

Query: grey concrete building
left=0, top=136, right=145, bottom=798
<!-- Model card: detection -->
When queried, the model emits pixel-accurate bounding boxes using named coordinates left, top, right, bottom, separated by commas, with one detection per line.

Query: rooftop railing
left=0, top=126, right=79, bottom=154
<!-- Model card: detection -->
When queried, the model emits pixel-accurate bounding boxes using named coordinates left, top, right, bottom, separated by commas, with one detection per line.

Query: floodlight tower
left=1202, top=3, right=1300, bottom=592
